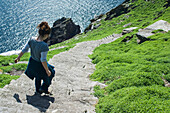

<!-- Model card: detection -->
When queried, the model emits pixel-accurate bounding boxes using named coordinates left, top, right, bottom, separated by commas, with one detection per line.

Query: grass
left=0, top=74, right=19, bottom=88
left=0, top=0, right=169, bottom=112
left=96, top=85, right=170, bottom=113
left=88, top=0, right=170, bottom=112
left=89, top=31, right=170, bottom=113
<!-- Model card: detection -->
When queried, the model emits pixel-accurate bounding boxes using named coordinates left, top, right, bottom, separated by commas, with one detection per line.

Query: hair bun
left=37, top=22, right=51, bottom=36
left=38, top=22, right=48, bottom=30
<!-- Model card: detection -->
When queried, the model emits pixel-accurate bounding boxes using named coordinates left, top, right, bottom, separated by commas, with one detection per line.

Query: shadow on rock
left=26, top=94, right=55, bottom=112
left=13, top=93, right=22, bottom=103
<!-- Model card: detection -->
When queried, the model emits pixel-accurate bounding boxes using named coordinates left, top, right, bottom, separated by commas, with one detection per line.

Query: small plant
left=151, top=29, right=164, bottom=33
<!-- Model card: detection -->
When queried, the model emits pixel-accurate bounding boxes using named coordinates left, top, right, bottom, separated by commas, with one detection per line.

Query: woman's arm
left=41, top=61, right=51, bottom=77
left=41, top=51, right=51, bottom=76
left=15, top=43, right=30, bottom=63
left=15, top=52, right=24, bottom=63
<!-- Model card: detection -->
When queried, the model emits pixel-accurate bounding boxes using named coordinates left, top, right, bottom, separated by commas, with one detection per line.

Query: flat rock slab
left=136, top=20, right=170, bottom=43
left=0, top=34, right=122, bottom=113
left=146, top=20, right=170, bottom=32
left=122, top=27, right=138, bottom=35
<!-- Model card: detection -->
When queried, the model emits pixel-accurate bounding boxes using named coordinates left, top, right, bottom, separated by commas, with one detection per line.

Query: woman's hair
left=37, top=22, right=51, bottom=37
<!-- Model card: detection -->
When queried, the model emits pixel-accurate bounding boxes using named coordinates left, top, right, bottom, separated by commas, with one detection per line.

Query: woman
left=15, top=22, right=55, bottom=95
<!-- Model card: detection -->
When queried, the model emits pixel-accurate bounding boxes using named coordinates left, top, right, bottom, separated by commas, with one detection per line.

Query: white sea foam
left=0, top=50, right=22, bottom=56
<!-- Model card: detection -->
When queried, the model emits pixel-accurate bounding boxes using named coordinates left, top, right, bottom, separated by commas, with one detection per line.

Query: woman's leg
left=35, top=77, right=41, bottom=92
left=41, top=76, right=50, bottom=92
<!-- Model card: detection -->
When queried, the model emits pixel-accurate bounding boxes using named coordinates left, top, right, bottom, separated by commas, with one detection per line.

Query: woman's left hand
left=46, top=70, right=51, bottom=77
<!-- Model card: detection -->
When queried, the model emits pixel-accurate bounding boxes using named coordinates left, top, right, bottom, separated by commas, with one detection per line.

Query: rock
left=84, top=23, right=101, bottom=34
left=121, top=35, right=134, bottom=42
left=161, top=78, right=170, bottom=87
left=0, top=69, right=3, bottom=74
left=84, top=14, right=104, bottom=34
left=49, top=17, right=81, bottom=45
left=123, top=23, right=132, bottom=27
left=164, top=0, right=170, bottom=8
left=136, top=20, right=170, bottom=44
left=136, top=29, right=154, bottom=44
left=124, top=14, right=131, bottom=19
left=105, top=0, right=131, bottom=20
left=122, top=27, right=138, bottom=35
left=146, top=20, right=170, bottom=32
left=90, top=14, right=105, bottom=23
left=92, top=24, right=101, bottom=30
left=84, top=24, right=93, bottom=34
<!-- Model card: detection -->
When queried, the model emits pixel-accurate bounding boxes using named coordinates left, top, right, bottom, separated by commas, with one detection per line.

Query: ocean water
left=0, top=0, right=124, bottom=54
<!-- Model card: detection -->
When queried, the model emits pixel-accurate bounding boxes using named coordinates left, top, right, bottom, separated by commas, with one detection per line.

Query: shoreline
left=0, top=50, right=22, bottom=56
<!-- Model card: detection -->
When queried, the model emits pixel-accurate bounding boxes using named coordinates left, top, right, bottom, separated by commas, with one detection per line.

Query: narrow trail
left=0, top=34, right=122, bottom=113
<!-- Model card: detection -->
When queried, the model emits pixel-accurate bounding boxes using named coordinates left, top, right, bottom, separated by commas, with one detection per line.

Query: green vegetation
left=0, top=74, right=19, bottom=88
left=0, top=63, right=27, bottom=73
left=89, top=32, right=170, bottom=83
left=88, top=0, right=170, bottom=112
left=151, top=29, right=164, bottom=33
left=96, top=86, right=170, bottom=113
left=0, top=0, right=169, bottom=112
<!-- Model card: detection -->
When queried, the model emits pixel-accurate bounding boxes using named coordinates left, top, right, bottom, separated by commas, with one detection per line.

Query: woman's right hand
left=14, top=57, right=20, bottom=63
left=46, top=70, right=51, bottom=77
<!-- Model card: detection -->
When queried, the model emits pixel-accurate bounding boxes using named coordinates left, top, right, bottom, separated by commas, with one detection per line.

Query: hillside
left=0, top=0, right=170, bottom=112
left=88, top=0, right=170, bottom=112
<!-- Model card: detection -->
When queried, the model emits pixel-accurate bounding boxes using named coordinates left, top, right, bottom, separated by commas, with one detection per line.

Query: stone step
left=0, top=34, right=122, bottom=113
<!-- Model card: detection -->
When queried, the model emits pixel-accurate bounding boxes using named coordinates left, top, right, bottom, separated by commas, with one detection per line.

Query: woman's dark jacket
left=25, top=57, right=55, bottom=86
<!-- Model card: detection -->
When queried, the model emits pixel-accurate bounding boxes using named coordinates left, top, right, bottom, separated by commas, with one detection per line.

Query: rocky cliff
left=48, top=17, right=81, bottom=45
left=84, top=0, right=132, bottom=33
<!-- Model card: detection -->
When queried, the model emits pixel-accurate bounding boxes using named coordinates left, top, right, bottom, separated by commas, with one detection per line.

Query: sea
left=0, top=0, right=125, bottom=55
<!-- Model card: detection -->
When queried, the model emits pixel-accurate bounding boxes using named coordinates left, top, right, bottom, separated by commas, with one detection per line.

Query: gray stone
left=122, top=27, right=138, bottom=35
left=123, top=23, right=132, bottom=28
left=121, top=35, right=134, bottom=42
left=136, top=20, right=170, bottom=44
left=90, top=14, right=105, bottom=23
left=137, top=29, right=154, bottom=38
left=84, top=24, right=93, bottom=34
left=92, top=24, right=101, bottom=29
left=146, top=20, right=170, bottom=32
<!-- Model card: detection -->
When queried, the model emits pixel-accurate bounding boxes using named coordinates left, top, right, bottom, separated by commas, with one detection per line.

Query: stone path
left=0, top=34, right=122, bottom=113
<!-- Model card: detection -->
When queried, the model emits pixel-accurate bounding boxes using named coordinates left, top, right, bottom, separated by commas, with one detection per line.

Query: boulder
left=84, top=14, right=104, bottom=34
left=121, top=35, right=134, bottom=43
left=136, top=29, right=153, bottom=44
left=136, top=20, right=170, bottom=44
left=84, top=23, right=101, bottom=34
left=122, top=27, right=138, bottom=35
left=164, top=0, right=170, bottom=8
left=92, top=24, right=101, bottom=30
left=146, top=20, right=170, bottom=32
left=90, top=14, right=105, bottom=23
left=123, top=23, right=132, bottom=27
left=48, top=17, right=81, bottom=45
left=84, top=24, right=93, bottom=34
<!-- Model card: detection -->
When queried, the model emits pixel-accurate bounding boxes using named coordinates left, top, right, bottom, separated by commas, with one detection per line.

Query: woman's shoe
left=39, top=89, right=52, bottom=95
left=35, top=91, right=42, bottom=95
